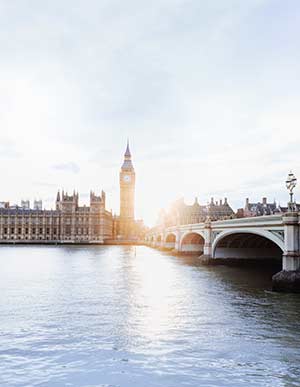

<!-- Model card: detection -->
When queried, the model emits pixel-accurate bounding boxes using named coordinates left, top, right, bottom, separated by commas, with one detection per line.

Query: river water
left=0, top=245, right=299, bottom=387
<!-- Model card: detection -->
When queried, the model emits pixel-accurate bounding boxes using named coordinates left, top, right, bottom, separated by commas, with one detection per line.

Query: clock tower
left=119, top=140, right=135, bottom=239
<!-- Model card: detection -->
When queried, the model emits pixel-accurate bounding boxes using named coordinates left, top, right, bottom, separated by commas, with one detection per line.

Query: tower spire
left=121, top=139, right=134, bottom=171
left=124, top=138, right=131, bottom=158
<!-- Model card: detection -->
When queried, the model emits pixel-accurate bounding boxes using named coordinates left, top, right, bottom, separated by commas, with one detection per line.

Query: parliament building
left=0, top=143, right=144, bottom=244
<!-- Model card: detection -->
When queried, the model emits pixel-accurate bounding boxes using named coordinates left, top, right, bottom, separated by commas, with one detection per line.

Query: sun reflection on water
left=122, top=247, right=194, bottom=351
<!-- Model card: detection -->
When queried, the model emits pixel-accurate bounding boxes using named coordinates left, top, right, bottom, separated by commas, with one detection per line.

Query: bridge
left=145, top=212, right=300, bottom=292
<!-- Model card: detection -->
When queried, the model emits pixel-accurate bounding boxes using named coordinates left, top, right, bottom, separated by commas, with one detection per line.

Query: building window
left=11, top=228, right=14, bottom=234
left=4, top=228, right=7, bottom=234
left=39, top=228, right=43, bottom=234
left=46, top=228, right=50, bottom=234
left=32, top=228, right=36, bottom=234
left=53, top=228, right=57, bottom=235
left=25, top=228, right=28, bottom=234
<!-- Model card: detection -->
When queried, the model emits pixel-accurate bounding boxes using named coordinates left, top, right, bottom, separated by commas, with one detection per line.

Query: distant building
left=0, top=202, right=9, bottom=209
left=158, top=197, right=235, bottom=227
left=238, top=197, right=300, bottom=218
left=207, top=197, right=235, bottom=220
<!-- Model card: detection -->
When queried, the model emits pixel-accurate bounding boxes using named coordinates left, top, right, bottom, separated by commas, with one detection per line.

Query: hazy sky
left=1, top=0, right=300, bottom=225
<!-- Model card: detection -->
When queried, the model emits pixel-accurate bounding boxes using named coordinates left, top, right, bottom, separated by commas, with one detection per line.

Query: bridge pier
left=199, top=218, right=214, bottom=263
left=272, top=212, right=300, bottom=293
left=173, top=231, right=181, bottom=253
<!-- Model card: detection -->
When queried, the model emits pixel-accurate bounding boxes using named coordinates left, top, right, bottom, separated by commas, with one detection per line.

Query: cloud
left=52, top=162, right=80, bottom=174
left=0, top=0, right=299, bottom=225
left=0, top=138, right=21, bottom=159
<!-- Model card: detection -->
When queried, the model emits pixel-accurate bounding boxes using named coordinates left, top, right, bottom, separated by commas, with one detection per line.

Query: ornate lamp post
left=286, top=171, right=297, bottom=211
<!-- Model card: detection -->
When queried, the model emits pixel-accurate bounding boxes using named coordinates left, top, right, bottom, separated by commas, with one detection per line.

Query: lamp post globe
left=286, top=171, right=297, bottom=211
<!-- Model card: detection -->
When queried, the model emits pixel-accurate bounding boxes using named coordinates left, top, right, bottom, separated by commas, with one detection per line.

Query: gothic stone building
left=0, top=142, right=145, bottom=244
left=0, top=190, right=113, bottom=244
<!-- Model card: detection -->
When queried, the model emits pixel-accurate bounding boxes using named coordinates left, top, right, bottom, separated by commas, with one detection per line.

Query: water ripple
left=0, top=245, right=300, bottom=387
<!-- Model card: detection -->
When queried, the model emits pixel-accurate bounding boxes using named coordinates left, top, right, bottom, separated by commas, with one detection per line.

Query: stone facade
left=0, top=190, right=113, bottom=244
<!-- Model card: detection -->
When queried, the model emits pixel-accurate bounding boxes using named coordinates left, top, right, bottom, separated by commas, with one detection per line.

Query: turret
left=56, top=190, right=60, bottom=210
left=59, top=190, right=78, bottom=212
left=90, top=190, right=106, bottom=213
left=101, top=190, right=106, bottom=206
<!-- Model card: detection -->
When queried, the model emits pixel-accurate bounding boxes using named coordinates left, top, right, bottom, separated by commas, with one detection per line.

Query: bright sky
left=0, top=0, right=300, bottom=226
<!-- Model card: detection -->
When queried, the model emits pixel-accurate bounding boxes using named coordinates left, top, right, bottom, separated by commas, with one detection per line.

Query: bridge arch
left=180, top=231, right=205, bottom=254
left=165, top=233, right=176, bottom=243
left=212, top=229, right=284, bottom=260
left=155, top=234, right=163, bottom=247
left=164, top=233, right=176, bottom=249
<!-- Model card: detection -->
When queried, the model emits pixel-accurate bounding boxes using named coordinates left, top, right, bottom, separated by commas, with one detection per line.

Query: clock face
left=123, top=175, right=131, bottom=183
